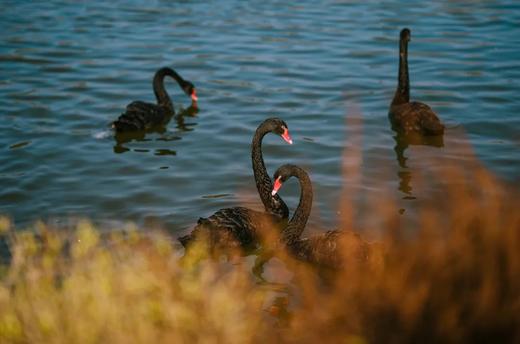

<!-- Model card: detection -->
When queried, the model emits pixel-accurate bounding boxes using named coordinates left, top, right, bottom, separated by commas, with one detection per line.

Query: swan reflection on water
left=173, top=105, right=199, bottom=131
left=393, top=132, right=444, bottom=200
left=112, top=104, right=199, bottom=155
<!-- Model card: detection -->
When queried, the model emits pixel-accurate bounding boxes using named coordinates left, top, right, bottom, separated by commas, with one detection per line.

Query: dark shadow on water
left=112, top=105, right=199, bottom=154
left=154, top=149, right=177, bottom=156
left=201, top=193, right=232, bottom=199
left=393, top=132, right=444, bottom=200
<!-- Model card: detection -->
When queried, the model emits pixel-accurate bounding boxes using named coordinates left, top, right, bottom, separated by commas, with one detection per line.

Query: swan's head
left=400, top=28, right=411, bottom=42
left=266, top=118, right=293, bottom=144
left=181, top=80, right=198, bottom=103
left=271, top=164, right=297, bottom=196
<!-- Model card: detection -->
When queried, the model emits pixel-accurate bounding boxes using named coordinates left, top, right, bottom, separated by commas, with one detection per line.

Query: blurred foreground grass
left=0, top=220, right=269, bottom=343
left=1, top=166, right=519, bottom=343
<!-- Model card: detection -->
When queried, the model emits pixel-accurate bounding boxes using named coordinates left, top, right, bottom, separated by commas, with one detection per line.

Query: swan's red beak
left=281, top=127, right=293, bottom=145
left=190, top=89, right=198, bottom=102
left=272, top=177, right=283, bottom=196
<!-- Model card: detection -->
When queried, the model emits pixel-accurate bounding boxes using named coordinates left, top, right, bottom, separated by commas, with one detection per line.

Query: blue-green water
left=1, top=0, right=519, bottom=236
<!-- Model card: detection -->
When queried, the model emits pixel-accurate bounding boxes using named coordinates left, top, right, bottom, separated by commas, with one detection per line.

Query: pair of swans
left=111, top=28, right=444, bottom=268
left=178, top=119, right=368, bottom=269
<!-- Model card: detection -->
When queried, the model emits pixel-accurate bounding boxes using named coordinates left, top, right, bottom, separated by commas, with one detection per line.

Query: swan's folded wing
left=294, top=231, right=342, bottom=267
left=289, top=230, right=368, bottom=268
left=204, top=207, right=261, bottom=245
left=114, top=102, right=171, bottom=131
left=409, top=102, right=444, bottom=135
left=188, top=207, right=278, bottom=249
left=414, top=108, right=444, bottom=135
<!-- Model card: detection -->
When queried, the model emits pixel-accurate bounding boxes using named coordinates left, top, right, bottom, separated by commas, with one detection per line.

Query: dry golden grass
left=0, top=221, right=269, bottom=343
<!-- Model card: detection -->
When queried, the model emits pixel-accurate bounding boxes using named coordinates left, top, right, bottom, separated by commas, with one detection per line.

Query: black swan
left=389, top=28, right=444, bottom=136
left=178, top=118, right=293, bottom=250
left=112, top=67, right=197, bottom=132
left=271, top=164, right=368, bottom=268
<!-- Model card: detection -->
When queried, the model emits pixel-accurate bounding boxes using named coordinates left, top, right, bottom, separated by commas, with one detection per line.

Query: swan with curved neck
left=252, top=118, right=292, bottom=220
left=178, top=118, right=293, bottom=250
left=271, top=164, right=313, bottom=244
left=389, top=28, right=444, bottom=136
left=272, top=164, right=368, bottom=268
left=112, top=67, right=197, bottom=132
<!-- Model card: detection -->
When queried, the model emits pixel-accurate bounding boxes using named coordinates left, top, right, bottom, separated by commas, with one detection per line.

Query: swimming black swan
left=112, top=67, right=197, bottom=132
left=271, top=164, right=368, bottom=268
left=178, top=118, right=293, bottom=250
left=389, top=28, right=444, bottom=136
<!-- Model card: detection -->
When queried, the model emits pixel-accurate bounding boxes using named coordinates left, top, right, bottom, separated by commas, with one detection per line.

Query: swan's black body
left=178, top=207, right=281, bottom=250
left=272, top=165, right=368, bottom=269
left=287, top=230, right=368, bottom=269
left=112, top=67, right=197, bottom=132
left=179, top=118, right=292, bottom=250
left=389, top=28, right=444, bottom=136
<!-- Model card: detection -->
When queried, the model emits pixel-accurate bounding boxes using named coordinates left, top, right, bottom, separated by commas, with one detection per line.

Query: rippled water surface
left=1, top=0, right=519, bottom=236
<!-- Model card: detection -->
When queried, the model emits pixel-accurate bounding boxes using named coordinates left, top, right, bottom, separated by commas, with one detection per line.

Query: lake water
left=1, top=0, right=519, bottom=238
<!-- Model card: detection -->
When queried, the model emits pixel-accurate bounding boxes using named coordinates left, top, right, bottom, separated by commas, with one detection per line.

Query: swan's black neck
left=252, top=120, right=289, bottom=220
left=281, top=166, right=313, bottom=245
left=153, top=67, right=184, bottom=109
left=392, top=38, right=410, bottom=106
